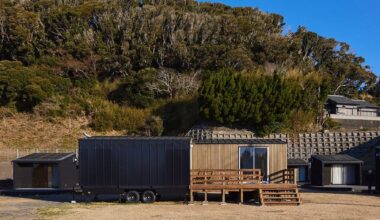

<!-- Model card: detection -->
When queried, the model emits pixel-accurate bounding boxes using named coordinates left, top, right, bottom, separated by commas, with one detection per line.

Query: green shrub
left=145, top=116, right=164, bottom=136
left=156, top=97, right=199, bottom=135
left=0, top=61, right=71, bottom=112
left=323, top=118, right=341, bottom=130
left=107, top=68, right=156, bottom=108
left=90, top=100, right=149, bottom=132
left=199, top=69, right=302, bottom=136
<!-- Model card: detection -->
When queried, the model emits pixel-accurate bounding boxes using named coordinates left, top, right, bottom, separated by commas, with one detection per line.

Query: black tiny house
left=79, top=137, right=191, bottom=202
left=311, top=154, right=363, bottom=186
left=13, top=153, right=78, bottom=189
left=288, top=159, right=309, bottom=183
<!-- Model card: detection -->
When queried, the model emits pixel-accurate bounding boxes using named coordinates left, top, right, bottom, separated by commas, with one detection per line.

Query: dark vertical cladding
left=310, top=158, right=323, bottom=186
left=79, top=137, right=190, bottom=191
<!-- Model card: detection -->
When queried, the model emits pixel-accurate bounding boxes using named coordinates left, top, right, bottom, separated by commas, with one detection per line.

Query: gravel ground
left=0, top=192, right=379, bottom=220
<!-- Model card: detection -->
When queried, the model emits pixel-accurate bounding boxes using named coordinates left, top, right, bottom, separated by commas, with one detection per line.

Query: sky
left=198, top=0, right=380, bottom=76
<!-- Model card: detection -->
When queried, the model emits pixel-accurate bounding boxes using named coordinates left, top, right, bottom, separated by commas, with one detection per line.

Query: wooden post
left=189, top=190, right=194, bottom=204
left=293, top=169, right=297, bottom=185
left=189, top=170, right=194, bottom=204
left=220, top=189, right=226, bottom=205
left=239, top=189, right=244, bottom=204
left=202, top=190, right=208, bottom=205
left=202, top=171, right=208, bottom=205
left=220, top=171, right=226, bottom=205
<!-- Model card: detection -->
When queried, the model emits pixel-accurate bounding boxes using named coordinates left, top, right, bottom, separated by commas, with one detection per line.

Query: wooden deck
left=189, top=169, right=301, bottom=205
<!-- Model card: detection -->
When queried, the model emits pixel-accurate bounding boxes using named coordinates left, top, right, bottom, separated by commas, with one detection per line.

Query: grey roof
left=13, top=153, right=75, bottom=163
left=193, top=139, right=286, bottom=145
left=327, top=95, right=358, bottom=105
left=288, top=158, right=309, bottom=166
left=352, top=100, right=378, bottom=108
left=311, top=154, right=363, bottom=164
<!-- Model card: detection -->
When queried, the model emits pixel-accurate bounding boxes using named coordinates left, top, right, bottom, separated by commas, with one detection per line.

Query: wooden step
left=259, top=188, right=301, bottom=206
left=263, top=196, right=299, bottom=199
left=263, top=197, right=300, bottom=201
left=263, top=201, right=301, bottom=206
left=262, top=189, right=297, bottom=192
left=262, top=192, right=297, bottom=195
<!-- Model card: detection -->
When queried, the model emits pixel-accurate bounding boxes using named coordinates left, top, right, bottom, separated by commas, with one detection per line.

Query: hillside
left=0, top=0, right=379, bottom=148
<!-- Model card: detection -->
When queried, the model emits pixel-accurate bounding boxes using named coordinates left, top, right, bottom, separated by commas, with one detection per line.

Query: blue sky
left=198, top=0, right=380, bottom=76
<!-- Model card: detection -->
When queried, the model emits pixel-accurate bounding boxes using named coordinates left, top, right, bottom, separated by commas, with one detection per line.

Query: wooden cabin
left=190, top=139, right=301, bottom=205
left=191, top=139, right=288, bottom=183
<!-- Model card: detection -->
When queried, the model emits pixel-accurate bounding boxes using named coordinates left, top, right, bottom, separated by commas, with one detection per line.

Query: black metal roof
left=13, top=153, right=75, bottom=163
left=288, top=158, right=309, bottom=166
left=327, top=95, right=358, bottom=105
left=193, top=139, right=286, bottom=145
left=352, top=100, right=378, bottom=108
left=311, top=154, right=363, bottom=164
left=81, top=136, right=190, bottom=141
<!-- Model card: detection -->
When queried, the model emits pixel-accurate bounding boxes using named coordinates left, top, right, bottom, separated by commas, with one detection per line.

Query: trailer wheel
left=126, top=191, right=140, bottom=203
left=141, top=190, right=156, bottom=203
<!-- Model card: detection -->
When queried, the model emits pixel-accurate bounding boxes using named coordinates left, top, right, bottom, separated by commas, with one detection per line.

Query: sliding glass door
left=239, top=147, right=268, bottom=180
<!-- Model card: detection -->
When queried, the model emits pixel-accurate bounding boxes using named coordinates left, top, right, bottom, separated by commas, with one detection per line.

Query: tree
left=199, top=69, right=302, bottom=135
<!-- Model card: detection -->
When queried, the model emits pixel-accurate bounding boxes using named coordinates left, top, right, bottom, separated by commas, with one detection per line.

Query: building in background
left=325, top=95, right=380, bottom=129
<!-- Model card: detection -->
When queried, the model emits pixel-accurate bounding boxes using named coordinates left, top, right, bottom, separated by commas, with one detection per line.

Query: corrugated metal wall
left=79, top=138, right=190, bottom=190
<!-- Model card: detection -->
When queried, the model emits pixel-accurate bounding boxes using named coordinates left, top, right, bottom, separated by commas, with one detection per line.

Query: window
left=239, top=147, right=269, bottom=181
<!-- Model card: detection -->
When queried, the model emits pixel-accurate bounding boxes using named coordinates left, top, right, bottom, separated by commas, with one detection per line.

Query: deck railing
left=268, top=168, right=297, bottom=184
left=190, top=169, right=262, bottom=186
left=189, top=169, right=298, bottom=204
left=191, top=168, right=297, bottom=186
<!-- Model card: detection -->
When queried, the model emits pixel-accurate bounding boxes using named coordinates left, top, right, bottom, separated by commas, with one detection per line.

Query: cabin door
left=331, top=164, right=356, bottom=185
left=298, top=166, right=307, bottom=182
left=331, top=165, right=344, bottom=184
left=239, top=147, right=268, bottom=181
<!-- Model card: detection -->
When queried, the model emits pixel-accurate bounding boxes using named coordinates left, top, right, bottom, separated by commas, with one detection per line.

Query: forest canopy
left=0, top=0, right=377, bottom=135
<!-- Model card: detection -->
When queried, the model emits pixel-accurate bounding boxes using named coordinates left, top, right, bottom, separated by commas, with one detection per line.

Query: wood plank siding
left=191, top=143, right=287, bottom=179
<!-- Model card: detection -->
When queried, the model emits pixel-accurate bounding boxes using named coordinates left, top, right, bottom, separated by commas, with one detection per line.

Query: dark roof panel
left=352, top=100, right=378, bottom=108
left=327, top=95, right=358, bottom=105
left=81, top=136, right=190, bottom=141
left=13, top=153, right=75, bottom=163
left=311, top=154, right=363, bottom=164
left=193, top=139, right=286, bottom=145
left=288, top=159, right=309, bottom=166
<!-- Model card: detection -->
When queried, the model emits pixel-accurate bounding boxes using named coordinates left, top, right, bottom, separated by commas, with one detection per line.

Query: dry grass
left=36, top=206, right=69, bottom=220
left=1, top=192, right=380, bottom=220
left=38, top=192, right=380, bottom=220
left=0, top=113, right=124, bottom=150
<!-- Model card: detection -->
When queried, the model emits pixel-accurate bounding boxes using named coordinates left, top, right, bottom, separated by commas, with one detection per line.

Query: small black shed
left=311, top=154, right=363, bottom=186
left=288, top=159, right=309, bottom=183
left=13, top=153, right=78, bottom=189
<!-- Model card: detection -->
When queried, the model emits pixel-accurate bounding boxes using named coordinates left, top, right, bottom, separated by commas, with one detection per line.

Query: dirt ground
left=0, top=192, right=379, bottom=220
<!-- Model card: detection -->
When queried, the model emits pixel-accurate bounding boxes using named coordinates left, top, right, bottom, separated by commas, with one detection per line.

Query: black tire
left=126, top=191, right=140, bottom=203
left=141, top=190, right=156, bottom=203
left=119, top=193, right=126, bottom=203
